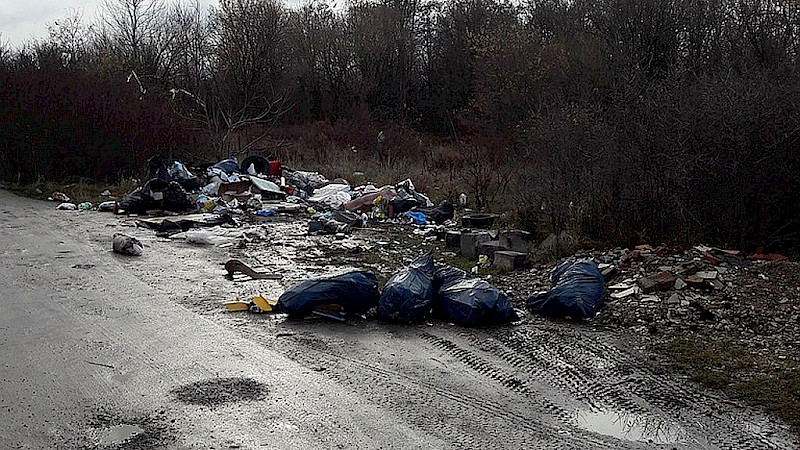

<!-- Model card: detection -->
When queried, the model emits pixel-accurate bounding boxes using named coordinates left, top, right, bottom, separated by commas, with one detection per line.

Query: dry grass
left=664, top=336, right=800, bottom=429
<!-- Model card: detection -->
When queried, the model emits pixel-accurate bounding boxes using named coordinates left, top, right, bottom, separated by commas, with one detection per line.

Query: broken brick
left=636, top=271, right=676, bottom=293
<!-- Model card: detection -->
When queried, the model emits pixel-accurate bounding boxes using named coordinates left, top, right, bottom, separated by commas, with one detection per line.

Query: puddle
left=574, top=409, right=686, bottom=444
left=97, top=424, right=144, bottom=445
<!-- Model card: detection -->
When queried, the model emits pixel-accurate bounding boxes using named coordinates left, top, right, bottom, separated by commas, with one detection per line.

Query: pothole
left=170, top=377, right=268, bottom=407
left=96, top=424, right=144, bottom=445
left=574, top=408, right=687, bottom=444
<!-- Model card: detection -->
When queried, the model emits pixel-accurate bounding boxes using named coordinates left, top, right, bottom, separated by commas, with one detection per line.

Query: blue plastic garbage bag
left=213, top=158, right=239, bottom=174
left=378, top=254, right=435, bottom=323
left=402, top=211, right=428, bottom=225
left=277, top=271, right=380, bottom=318
left=527, top=259, right=605, bottom=318
left=436, top=278, right=518, bottom=326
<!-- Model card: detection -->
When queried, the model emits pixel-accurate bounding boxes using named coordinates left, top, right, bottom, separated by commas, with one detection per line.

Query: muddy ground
left=1, top=188, right=797, bottom=449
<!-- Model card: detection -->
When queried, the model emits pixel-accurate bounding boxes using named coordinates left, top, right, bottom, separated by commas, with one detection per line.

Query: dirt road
left=1, top=189, right=796, bottom=449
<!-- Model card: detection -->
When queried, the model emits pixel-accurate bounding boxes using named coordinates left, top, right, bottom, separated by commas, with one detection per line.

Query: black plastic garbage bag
left=277, top=271, right=379, bottom=318
left=118, top=189, right=156, bottom=214
left=526, top=259, right=605, bottom=318
left=413, top=201, right=454, bottom=224
left=433, top=265, right=467, bottom=293
left=378, top=254, right=435, bottom=323
left=148, top=155, right=171, bottom=182
left=437, top=278, right=518, bottom=326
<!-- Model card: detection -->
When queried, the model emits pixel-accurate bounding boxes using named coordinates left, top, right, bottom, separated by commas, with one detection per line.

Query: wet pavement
left=0, top=189, right=797, bottom=449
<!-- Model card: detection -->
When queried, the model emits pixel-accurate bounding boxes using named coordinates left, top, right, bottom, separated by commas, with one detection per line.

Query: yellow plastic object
left=251, top=295, right=277, bottom=313
left=478, top=255, right=489, bottom=265
left=223, top=300, right=250, bottom=312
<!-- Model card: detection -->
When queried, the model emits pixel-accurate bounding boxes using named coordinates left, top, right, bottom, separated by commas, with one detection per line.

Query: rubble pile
left=493, top=244, right=799, bottom=363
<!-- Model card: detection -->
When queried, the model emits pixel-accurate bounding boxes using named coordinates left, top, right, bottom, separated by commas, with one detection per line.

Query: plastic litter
left=402, top=211, right=428, bottom=225
left=51, top=192, right=70, bottom=202
left=183, top=230, right=234, bottom=246
left=112, top=233, right=143, bottom=256
left=255, top=210, right=276, bottom=217
left=308, top=183, right=352, bottom=209
left=378, top=254, right=435, bottom=323
left=277, top=271, right=380, bottom=318
left=98, top=201, right=116, bottom=212
left=526, top=259, right=605, bottom=318
left=56, top=202, right=77, bottom=210
left=77, top=202, right=93, bottom=211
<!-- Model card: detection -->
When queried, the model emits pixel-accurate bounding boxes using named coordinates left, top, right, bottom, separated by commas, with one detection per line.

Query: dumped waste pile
left=491, top=243, right=799, bottom=364
left=48, top=154, right=797, bottom=344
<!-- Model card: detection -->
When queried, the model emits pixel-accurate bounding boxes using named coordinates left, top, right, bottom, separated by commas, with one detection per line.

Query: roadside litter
left=56, top=202, right=77, bottom=210
left=112, top=233, right=143, bottom=256
left=277, top=271, right=380, bottom=319
left=50, top=192, right=70, bottom=202
left=223, top=295, right=278, bottom=313
left=378, top=254, right=436, bottom=323
left=436, top=278, right=518, bottom=326
left=224, top=259, right=282, bottom=281
left=527, top=259, right=605, bottom=319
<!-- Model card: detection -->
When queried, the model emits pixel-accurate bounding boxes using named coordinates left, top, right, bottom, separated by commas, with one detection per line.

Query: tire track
left=487, top=327, right=788, bottom=450
left=281, top=334, right=618, bottom=449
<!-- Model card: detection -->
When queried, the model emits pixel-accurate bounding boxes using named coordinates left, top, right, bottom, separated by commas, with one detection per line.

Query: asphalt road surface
left=1, top=189, right=797, bottom=449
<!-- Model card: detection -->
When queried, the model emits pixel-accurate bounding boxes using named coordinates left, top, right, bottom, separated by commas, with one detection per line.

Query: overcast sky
left=0, top=0, right=302, bottom=49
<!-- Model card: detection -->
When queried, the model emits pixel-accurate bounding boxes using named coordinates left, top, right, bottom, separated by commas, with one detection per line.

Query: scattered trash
left=223, top=299, right=251, bottom=312
left=98, top=201, right=116, bottom=212
left=56, top=202, right=77, bottom=210
left=527, top=259, right=605, bottom=318
left=100, top=190, right=112, bottom=197
left=181, top=230, right=234, bottom=246
left=378, top=254, right=436, bottom=323
left=77, top=202, right=93, bottom=211
left=112, top=233, right=143, bottom=256
left=224, top=259, right=282, bottom=280
left=51, top=192, right=70, bottom=202
left=401, top=211, right=428, bottom=225
left=412, top=200, right=454, bottom=224
left=277, top=271, right=380, bottom=319
left=255, top=210, right=276, bottom=217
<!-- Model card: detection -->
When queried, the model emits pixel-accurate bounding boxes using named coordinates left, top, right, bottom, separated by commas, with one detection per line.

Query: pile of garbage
left=116, top=156, right=288, bottom=216
left=54, top=155, right=458, bottom=237
left=230, top=253, right=519, bottom=327
left=492, top=243, right=798, bottom=355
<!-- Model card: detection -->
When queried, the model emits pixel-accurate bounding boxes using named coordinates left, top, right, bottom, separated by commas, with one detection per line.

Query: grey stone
left=461, top=231, right=491, bottom=259
left=493, top=251, right=527, bottom=271
left=498, top=230, right=530, bottom=253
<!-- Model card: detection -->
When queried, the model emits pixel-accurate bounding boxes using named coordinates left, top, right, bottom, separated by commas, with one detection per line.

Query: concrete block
left=493, top=251, right=527, bottom=271
left=477, top=240, right=506, bottom=259
left=461, top=231, right=491, bottom=259
left=498, top=230, right=530, bottom=253
left=445, top=231, right=462, bottom=249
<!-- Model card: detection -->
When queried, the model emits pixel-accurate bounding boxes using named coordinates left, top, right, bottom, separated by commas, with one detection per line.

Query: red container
left=268, top=160, right=282, bottom=176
